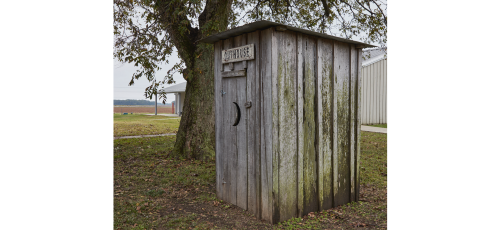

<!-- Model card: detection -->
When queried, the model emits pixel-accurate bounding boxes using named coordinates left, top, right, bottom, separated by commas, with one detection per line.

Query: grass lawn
left=114, top=114, right=181, bottom=137
left=114, top=117, right=387, bottom=229
left=367, top=124, right=387, bottom=128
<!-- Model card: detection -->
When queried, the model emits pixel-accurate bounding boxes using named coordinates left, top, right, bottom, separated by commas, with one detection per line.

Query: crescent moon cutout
left=232, top=102, right=241, bottom=126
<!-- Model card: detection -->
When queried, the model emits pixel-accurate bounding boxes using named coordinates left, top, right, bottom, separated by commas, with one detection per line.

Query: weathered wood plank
left=277, top=30, right=298, bottom=222
left=221, top=70, right=246, bottom=78
left=234, top=34, right=248, bottom=210
left=271, top=27, right=280, bottom=224
left=350, top=45, right=356, bottom=202
left=223, top=38, right=238, bottom=205
left=228, top=77, right=238, bottom=205
left=332, top=40, right=338, bottom=206
left=260, top=27, right=273, bottom=222
left=316, top=38, right=324, bottom=211
left=214, top=40, right=223, bottom=200
left=222, top=39, right=229, bottom=203
left=317, top=38, right=334, bottom=210
left=333, top=41, right=351, bottom=206
left=301, top=35, right=319, bottom=214
left=246, top=30, right=260, bottom=217
left=296, top=32, right=304, bottom=218
left=356, top=49, right=362, bottom=202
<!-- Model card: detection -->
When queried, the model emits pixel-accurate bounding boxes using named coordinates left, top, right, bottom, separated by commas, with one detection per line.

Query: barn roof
left=159, top=82, right=186, bottom=93
left=362, top=47, right=387, bottom=67
left=197, top=20, right=376, bottom=48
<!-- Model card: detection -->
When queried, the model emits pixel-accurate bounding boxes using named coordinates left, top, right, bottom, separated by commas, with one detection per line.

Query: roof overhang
left=158, top=82, right=187, bottom=94
left=197, top=20, right=376, bottom=48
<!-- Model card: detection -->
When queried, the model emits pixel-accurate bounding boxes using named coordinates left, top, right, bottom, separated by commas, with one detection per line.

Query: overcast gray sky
left=113, top=51, right=184, bottom=103
left=113, top=2, right=386, bottom=104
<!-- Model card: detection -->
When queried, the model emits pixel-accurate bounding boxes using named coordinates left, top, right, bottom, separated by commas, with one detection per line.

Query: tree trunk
left=154, top=0, right=232, bottom=160
left=171, top=43, right=215, bottom=160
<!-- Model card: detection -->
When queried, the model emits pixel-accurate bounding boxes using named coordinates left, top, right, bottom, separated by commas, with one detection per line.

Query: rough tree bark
left=155, top=0, right=233, bottom=160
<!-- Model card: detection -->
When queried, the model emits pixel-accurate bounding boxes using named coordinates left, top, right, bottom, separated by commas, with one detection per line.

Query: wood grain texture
left=301, top=35, right=319, bottom=215
left=260, top=27, right=273, bottom=223
left=317, top=38, right=334, bottom=210
left=221, top=70, right=246, bottom=78
left=333, top=41, right=351, bottom=206
left=246, top=30, right=259, bottom=217
left=356, top=49, right=362, bottom=202
left=349, top=45, right=356, bottom=202
left=332, top=40, right=338, bottom=206
left=234, top=34, right=248, bottom=210
left=316, top=38, right=323, bottom=211
left=271, top=27, right=280, bottom=223
left=214, top=40, right=223, bottom=200
left=277, top=30, right=298, bottom=222
left=223, top=38, right=238, bottom=205
left=296, top=32, right=304, bottom=217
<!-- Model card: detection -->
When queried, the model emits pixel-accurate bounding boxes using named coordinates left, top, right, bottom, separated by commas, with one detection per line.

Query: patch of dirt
left=154, top=186, right=273, bottom=229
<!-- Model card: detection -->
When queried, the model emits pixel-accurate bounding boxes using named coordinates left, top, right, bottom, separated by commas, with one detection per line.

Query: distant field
left=114, top=114, right=180, bottom=136
left=114, top=106, right=174, bottom=114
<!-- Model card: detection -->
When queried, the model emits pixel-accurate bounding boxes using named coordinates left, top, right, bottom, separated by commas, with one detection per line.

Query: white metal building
left=159, top=82, right=186, bottom=116
left=360, top=47, right=387, bottom=124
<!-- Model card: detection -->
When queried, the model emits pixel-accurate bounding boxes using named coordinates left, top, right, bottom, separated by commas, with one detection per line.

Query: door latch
left=220, top=89, right=226, bottom=97
left=244, top=101, right=252, bottom=108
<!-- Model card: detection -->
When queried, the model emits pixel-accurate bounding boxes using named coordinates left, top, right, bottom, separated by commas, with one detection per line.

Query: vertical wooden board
left=229, top=77, right=238, bottom=205
left=296, top=33, right=304, bottom=217
left=277, top=30, right=297, bottom=222
left=317, top=38, right=333, bottom=210
left=254, top=31, right=262, bottom=219
left=214, top=40, right=223, bottom=200
left=316, top=39, right=324, bottom=211
left=356, top=49, right=362, bottom=201
left=260, top=27, right=273, bottom=222
left=271, top=27, right=280, bottom=223
left=247, top=30, right=260, bottom=217
left=301, top=35, right=319, bottom=215
left=222, top=77, right=234, bottom=203
left=236, top=73, right=248, bottom=209
left=223, top=38, right=238, bottom=205
left=234, top=34, right=248, bottom=210
left=349, top=45, right=356, bottom=202
left=222, top=40, right=229, bottom=203
left=333, top=41, right=351, bottom=206
left=332, top=40, right=339, bottom=208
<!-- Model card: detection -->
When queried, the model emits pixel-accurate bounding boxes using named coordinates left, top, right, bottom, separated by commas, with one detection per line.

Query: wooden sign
left=222, top=44, right=254, bottom=64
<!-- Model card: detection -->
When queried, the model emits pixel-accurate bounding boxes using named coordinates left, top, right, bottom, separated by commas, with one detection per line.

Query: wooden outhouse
left=199, top=21, right=376, bottom=224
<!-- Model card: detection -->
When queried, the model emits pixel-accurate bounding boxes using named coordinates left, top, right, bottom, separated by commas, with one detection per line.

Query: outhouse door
left=219, top=63, right=250, bottom=209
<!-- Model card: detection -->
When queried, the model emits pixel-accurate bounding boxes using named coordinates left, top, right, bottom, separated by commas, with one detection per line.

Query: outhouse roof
left=159, top=82, right=186, bottom=93
left=197, top=20, right=376, bottom=48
